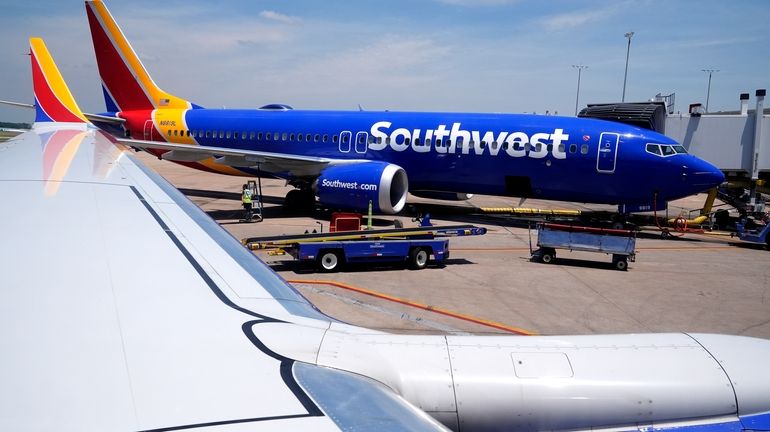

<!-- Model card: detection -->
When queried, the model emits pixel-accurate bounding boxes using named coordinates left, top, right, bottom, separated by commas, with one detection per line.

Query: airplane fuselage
left=112, top=108, right=723, bottom=208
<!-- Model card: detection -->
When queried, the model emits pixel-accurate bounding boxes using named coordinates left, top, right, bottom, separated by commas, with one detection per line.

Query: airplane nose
left=684, top=158, right=725, bottom=190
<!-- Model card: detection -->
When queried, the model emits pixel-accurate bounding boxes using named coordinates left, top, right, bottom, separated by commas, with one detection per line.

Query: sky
left=1, top=0, right=768, bottom=123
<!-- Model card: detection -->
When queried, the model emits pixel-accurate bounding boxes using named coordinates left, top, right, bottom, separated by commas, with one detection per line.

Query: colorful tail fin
left=85, top=0, right=191, bottom=112
left=30, top=38, right=88, bottom=124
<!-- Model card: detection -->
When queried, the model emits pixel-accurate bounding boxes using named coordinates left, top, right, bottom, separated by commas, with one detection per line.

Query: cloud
left=540, top=5, right=621, bottom=32
left=259, top=10, right=301, bottom=24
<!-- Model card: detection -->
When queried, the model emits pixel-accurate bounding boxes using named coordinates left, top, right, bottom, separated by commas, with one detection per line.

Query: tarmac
left=135, top=152, right=770, bottom=339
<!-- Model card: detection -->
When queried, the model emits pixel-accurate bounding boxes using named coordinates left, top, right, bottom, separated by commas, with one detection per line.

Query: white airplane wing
left=0, top=38, right=448, bottom=432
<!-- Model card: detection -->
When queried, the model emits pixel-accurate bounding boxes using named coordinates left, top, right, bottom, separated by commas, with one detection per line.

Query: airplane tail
left=85, top=0, right=192, bottom=112
left=29, top=38, right=88, bottom=125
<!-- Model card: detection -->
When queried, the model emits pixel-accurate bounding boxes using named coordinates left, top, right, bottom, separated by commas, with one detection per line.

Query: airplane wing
left=0, top=37, right=448, bottom=432
left=117, top=137, right=365, bottom=178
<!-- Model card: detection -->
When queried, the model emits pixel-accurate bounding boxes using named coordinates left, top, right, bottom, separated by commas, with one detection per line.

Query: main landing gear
left=284, top=188, right=315, bottom=213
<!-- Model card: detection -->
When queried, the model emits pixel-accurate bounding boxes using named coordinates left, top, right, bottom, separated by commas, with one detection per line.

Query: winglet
left=29, top=38, right=88, bottom=124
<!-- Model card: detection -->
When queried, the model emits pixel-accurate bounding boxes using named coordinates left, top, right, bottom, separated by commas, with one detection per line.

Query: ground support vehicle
left=531, top=223, right=636, bottom=271
left=289, top=238, right=449, bottom=272
left=733, top=219, right=770, bottom=249
left=243, top=224, right=486, bottom=272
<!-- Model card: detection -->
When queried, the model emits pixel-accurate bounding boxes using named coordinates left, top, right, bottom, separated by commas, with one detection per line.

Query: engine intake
left=315, top=162, right=408, bottom=214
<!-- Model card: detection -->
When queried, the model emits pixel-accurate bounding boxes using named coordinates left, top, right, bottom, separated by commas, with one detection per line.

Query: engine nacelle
left=411, top=190, right=474, bottom=201
left=315, top=162, right=408, bottom=214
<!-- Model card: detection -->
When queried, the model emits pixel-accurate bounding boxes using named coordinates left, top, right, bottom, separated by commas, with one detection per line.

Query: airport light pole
left=572, top=64, right=588, bottom=116
left=622, top=31, right=634, bottom=102
left=702, top=69, right=719, bottom=112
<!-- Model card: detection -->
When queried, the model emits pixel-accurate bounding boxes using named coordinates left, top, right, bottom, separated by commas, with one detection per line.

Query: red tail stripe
left=86, top=5, right=154, bottom=111
left=31, top=51, right=83, bottom=123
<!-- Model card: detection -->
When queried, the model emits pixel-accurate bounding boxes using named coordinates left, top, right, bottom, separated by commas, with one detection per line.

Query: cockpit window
left=646, top=144, right=662, bottom=155
left=646, top=143, right=686, bottom=157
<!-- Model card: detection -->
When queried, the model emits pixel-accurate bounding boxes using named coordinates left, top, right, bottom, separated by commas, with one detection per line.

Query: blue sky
left=1, top=0, right=768, bottom=123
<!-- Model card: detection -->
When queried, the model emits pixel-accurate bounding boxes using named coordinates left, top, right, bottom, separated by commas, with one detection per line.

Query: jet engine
left=315, top=162, right=408, bottom=214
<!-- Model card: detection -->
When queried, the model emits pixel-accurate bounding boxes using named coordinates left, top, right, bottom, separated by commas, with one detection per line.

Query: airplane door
left=339, top=131, right=352, bottom=153
left=355, top=132, right=368, bottom=154
left=596, top=132, right=619, bottom=173
left=143, top=120, right=154, bottom=140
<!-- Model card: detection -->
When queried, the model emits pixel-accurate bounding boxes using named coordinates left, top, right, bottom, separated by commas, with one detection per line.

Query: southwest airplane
left=82, top=0, right=724, bottom=214
left=4, top=36, right=769, bottom=432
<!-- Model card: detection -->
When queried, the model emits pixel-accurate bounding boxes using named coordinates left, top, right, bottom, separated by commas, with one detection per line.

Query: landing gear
left=284, top=188, right=315, bottom=213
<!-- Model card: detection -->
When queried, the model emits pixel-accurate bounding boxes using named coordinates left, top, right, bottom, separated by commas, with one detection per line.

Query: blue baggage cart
left=531, top=223, right=636, bottom=271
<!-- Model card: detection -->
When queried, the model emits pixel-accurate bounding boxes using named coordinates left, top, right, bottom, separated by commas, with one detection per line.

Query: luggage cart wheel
left=541, top=249, right=555, bottom=264
left=318, top=250, right=343, bottom=272
left=613, top=255, right=628, bottom=271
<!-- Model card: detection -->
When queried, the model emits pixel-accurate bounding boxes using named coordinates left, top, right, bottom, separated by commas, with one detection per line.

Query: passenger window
left=342, top=135, right=349, bottom=144
left=385, top=137, right=391, bottom=145
left=569, top=144, right=577, bottom=153
left=167, top=130, right=172, bottom=136
left=359, top=134, right=366, bottom=144
left=414, top=138, right=421, bottom=145
left=218, top=131, right=224, bottom=139
left=274, top=132, right=280, bottom=141
left=250, top=132, right=256, bottom=140
left=323, top=134, right=329, bottom=142
left=405, top=137, right=411, bottom=145
left=314, top=134, right=320, bottom=142
left=264, top=132, right=270, bottom=140
left=558, top=143, right=565, bottom=153
left=205, top=131, right=211, bottom=138
left=333, top=135, right=338, bottom=143
left=306, top=134, right=312, bottom=142
left=580, top=144, right=588, bottom=154
left=233, top=132, right=239, bottom=139
left=290, top=133, right=295, bottom=141
left=297, top=134, right=303, bottom=142
left=662, top=145, right=675, bottom=156
left=282, top=133, right=288, bottom=141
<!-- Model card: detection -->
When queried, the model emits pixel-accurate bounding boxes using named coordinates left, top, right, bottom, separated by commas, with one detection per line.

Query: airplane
left=80, top=0, right=724, bottom=215
left=2, top=37, right=769, bottom=432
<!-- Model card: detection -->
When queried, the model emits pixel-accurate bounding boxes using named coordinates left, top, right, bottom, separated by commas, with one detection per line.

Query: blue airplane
left=85, top=0, right=724, bottom=214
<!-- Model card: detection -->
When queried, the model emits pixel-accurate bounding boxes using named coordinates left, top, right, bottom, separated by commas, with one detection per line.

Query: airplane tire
left=409, top=247, right=429, bottom=270
left=318, top=250, right=343, bottom=272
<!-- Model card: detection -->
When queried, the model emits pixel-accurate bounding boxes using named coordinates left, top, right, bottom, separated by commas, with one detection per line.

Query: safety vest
left=242, top=189, right=252, bottom=204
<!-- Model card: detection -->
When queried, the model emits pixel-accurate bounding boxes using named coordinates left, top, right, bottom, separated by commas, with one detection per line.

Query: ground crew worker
left=241, top=183, right=253, bottom=221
